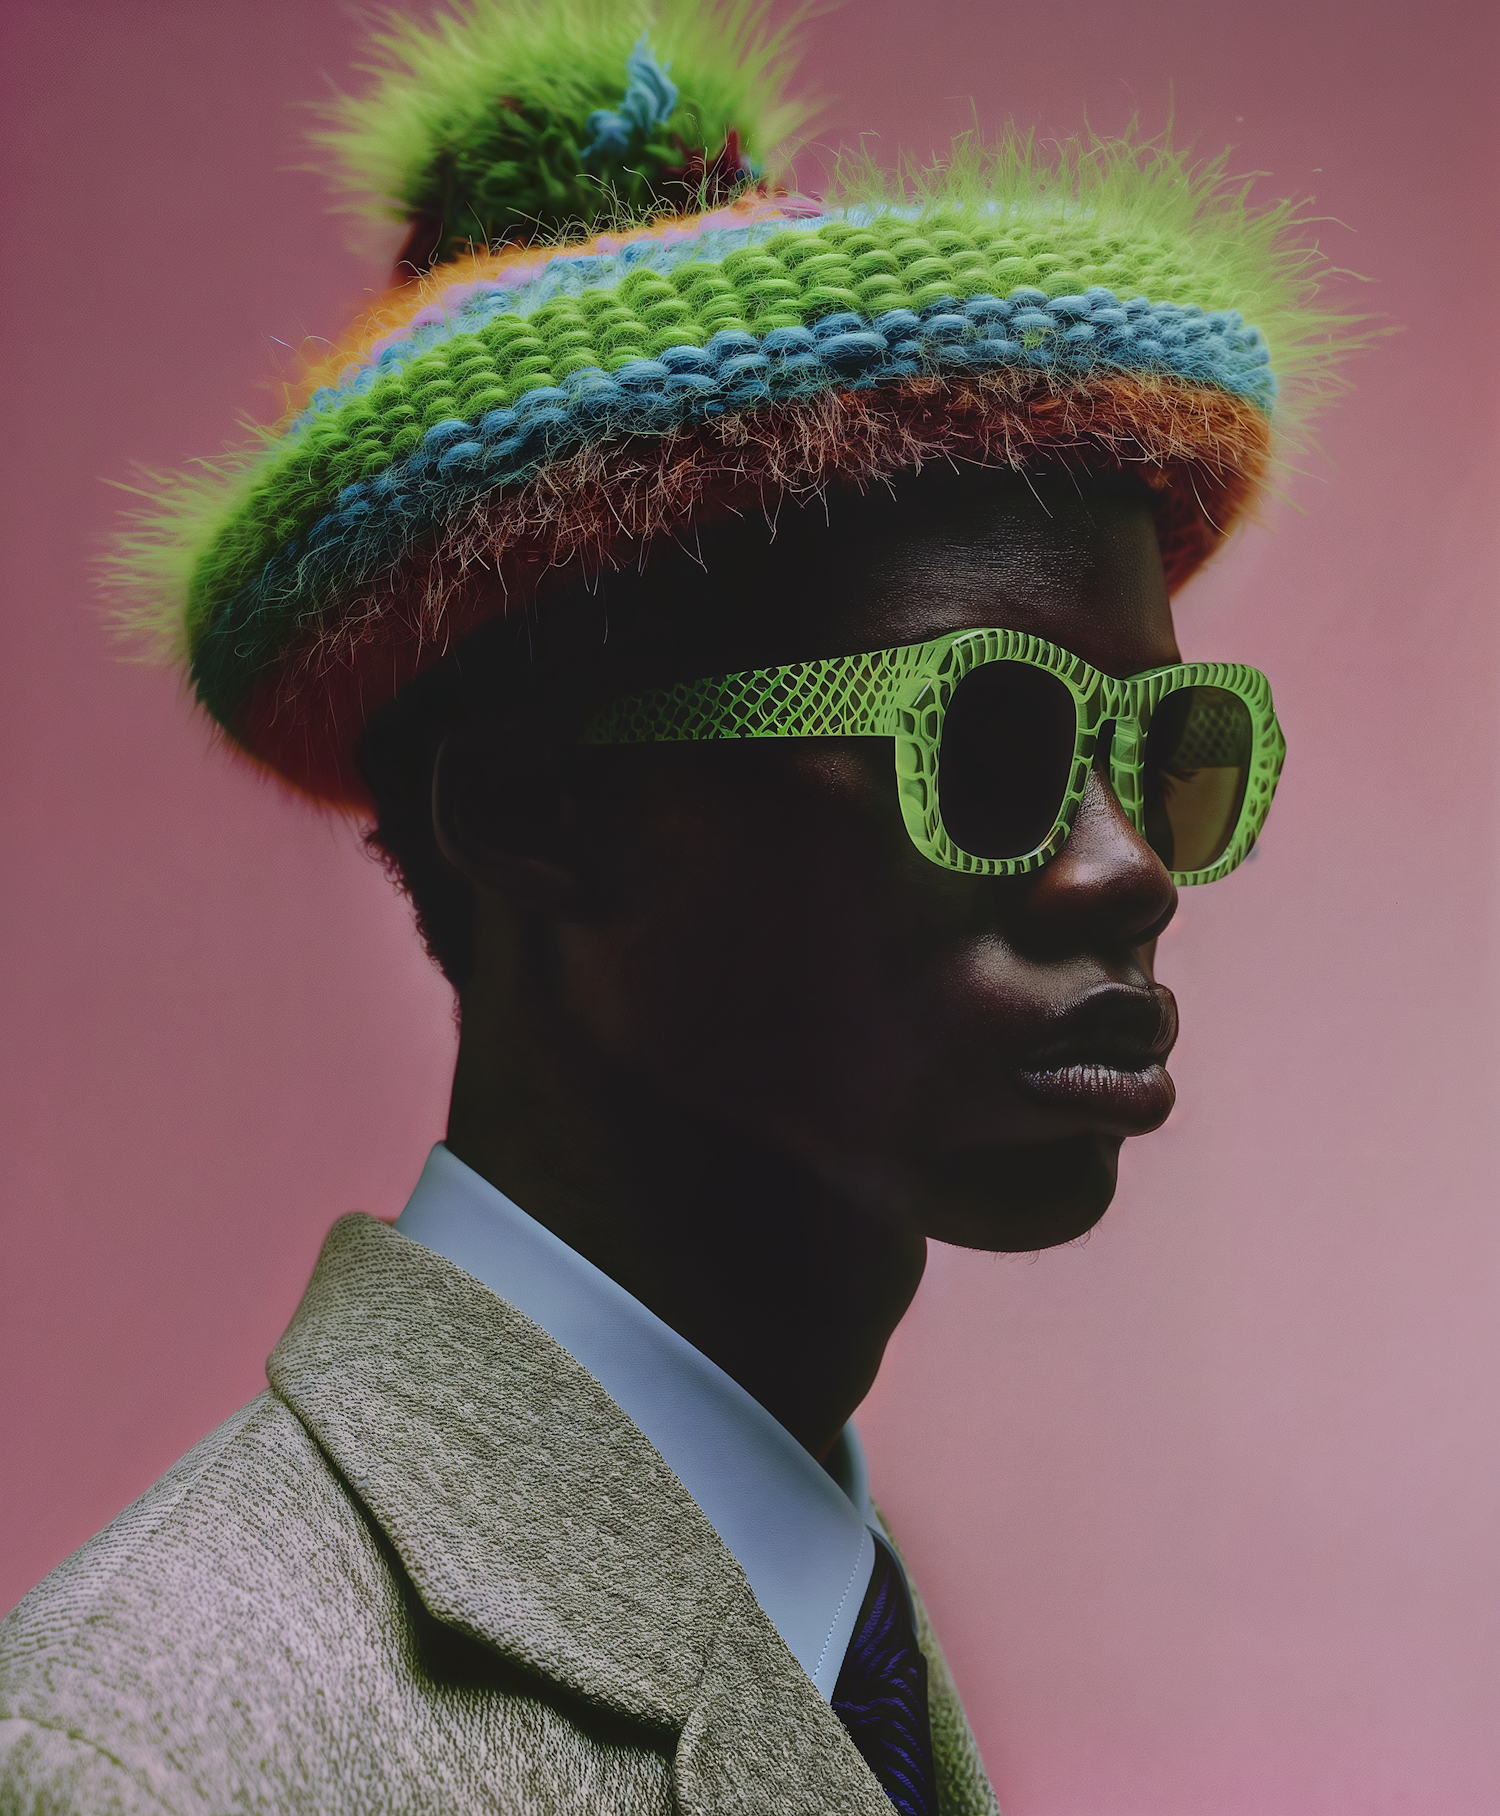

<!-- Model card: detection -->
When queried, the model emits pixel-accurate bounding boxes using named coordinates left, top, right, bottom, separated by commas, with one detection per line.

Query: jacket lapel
left=269, top=1214, right=891, bottom=1814
left=676, top=1589, right=896, bottom=1815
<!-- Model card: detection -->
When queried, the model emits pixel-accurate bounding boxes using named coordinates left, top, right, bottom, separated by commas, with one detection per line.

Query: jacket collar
left=269, top=1214, right=890, bottom=1815
left=394, top=1142, right=876, bottom=1698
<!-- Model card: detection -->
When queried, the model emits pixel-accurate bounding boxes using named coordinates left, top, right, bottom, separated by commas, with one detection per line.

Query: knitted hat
left=118, top=0, right=1345, bottom=810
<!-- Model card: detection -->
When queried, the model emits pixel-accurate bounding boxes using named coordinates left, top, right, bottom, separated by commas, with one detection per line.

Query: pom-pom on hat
left=117, top=0, right=1349, bottom=810
left=319, top=0, right=807, bottom=276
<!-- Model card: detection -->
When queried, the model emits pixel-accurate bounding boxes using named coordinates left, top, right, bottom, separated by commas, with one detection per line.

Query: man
left=0, top=4, right=1337, bottom=1811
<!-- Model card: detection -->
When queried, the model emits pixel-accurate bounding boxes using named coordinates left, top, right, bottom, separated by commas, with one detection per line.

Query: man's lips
left=1006, top=985, right=1179, bottom=1135
left=1010, top=1059, right=1176, bottom=1132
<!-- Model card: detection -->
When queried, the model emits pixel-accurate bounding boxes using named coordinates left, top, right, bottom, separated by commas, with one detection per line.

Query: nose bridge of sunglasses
left=1088, top=675, right=1146, bottom=831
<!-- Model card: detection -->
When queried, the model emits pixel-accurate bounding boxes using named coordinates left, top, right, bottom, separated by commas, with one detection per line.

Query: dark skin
left=433, top=468, right=1182, bottom=1462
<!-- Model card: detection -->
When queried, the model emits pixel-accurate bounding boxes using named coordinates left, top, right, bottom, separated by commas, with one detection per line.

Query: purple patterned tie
left=831, top=1535, right=938, bottom=1816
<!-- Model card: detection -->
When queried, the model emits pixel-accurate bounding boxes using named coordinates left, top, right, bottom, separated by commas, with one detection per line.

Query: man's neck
left=445, top=1034, right=926, bottom=1462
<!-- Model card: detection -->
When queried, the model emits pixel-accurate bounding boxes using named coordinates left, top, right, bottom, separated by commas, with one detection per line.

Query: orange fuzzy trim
left=236, top=368, right=1271, bottom=808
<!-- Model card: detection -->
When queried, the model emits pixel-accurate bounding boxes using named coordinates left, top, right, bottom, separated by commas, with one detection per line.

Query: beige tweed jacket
left=0, top=1215, right=999, bottom=1816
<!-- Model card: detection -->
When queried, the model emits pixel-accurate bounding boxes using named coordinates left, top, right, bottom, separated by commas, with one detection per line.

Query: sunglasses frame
left=587, top=627, right=1286, bottom=885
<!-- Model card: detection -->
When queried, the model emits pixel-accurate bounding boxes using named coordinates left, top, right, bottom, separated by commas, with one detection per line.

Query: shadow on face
left=428, top=464, right=1186, bottom=1252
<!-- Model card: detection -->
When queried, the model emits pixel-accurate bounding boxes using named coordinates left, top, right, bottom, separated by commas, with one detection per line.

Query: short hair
left=360, top=664, right=478, bottom=990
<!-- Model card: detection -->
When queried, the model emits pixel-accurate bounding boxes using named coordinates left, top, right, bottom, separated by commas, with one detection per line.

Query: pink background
left=3, top=2, right=1497, bottom=1809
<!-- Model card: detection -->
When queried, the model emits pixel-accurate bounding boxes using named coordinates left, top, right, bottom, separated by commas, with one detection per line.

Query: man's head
left=112, top=3, right=1341, bottom=1350
left=362, top=463, right=1184, bottom=1253
left=104, top=0, right=1350, bottom=1454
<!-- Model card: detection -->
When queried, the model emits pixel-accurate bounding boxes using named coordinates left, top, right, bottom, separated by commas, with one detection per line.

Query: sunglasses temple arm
left=588, top=655, right=921, bottom=745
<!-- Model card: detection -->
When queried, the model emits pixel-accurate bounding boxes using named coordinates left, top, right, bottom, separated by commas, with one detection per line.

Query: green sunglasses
left=588, top=627, right=1286, bottom=885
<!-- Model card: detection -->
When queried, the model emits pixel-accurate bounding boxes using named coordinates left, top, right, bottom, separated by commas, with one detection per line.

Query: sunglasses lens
left=1144, top=686, right=1253, bottom=873
left=938, top=661, right=1079, bottom=859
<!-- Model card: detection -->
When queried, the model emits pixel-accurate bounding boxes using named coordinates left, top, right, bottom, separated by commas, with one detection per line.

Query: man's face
left=516, top=470, right=1182, bottom=1252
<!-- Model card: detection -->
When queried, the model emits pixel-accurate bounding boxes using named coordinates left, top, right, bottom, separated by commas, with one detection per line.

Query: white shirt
left=395, top=1143, right=878, bottom=1699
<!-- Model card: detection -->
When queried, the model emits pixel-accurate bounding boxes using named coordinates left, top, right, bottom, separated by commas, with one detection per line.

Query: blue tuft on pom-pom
left=581, top=37, right=678, bottom=163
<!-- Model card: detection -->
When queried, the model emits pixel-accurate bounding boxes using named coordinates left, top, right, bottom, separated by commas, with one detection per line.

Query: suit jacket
left=0, top=1214, right=999, bottom=1815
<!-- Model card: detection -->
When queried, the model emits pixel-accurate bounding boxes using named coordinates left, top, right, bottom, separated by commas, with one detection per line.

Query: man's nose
left=1019, top=765, right=1178, bottom=954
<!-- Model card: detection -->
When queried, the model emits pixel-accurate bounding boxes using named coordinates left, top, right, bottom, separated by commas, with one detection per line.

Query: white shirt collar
left=394, top=1143, right=876, bottom=1699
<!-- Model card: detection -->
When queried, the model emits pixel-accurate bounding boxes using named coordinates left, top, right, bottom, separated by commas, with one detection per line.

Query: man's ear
left=431, top=723, right=584, bottom=916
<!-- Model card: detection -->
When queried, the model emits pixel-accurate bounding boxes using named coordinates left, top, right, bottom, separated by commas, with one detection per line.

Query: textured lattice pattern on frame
left=590, top=630, right=1285, bottom=886
left=592, top=642, right=933, bottom=743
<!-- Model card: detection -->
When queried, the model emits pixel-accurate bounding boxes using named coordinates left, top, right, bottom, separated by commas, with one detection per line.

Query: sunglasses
left=588, top=628, right=1285, bottom=885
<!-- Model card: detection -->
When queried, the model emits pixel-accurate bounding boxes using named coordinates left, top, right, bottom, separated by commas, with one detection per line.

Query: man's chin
left=918, top=1134, right=1123, bottom=1251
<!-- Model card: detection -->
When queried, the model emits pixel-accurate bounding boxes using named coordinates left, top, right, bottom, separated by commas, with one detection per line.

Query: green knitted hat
left=116, top=0, right=1346, bottom=808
